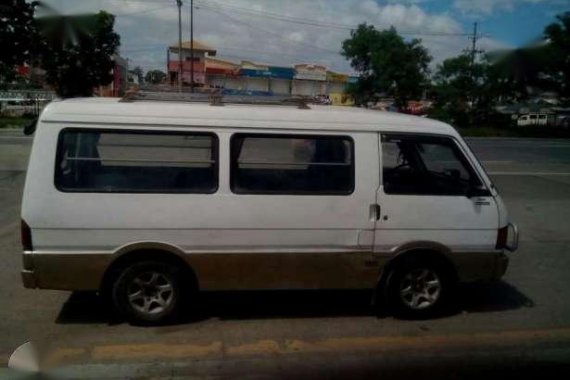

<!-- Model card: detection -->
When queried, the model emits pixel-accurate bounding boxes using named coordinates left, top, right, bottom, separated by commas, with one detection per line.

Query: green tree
left=341, top=24, right=431, bottom=109
left=431, top=54, right=502, bottom=126
left=543, top=12, right=570, bottom=102
left=129, top=66, right=144, bottom=84
left=145, top=70, right=167, bottom=84
left=37, top=11, right=120, bottom=97
left=432, top=55, right=471, bottom=126
left=0, top=0, right=40, bottom=86
left=487, top=44, right=549, bottom=101
left=485, top=12, right=570, bottom=103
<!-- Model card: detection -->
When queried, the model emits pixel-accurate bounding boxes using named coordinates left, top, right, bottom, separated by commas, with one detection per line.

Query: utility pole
left=464, top=22, right=483, bottom=67
left=190, top=0, right=194, bottom=92
left=462, top=22, right=484, bottom=116
left=176, top=0, right=183, bottom=92
left=469, top=22, right=479, bottom=66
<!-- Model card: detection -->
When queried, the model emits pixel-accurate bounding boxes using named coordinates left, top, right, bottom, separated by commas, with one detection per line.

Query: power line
left=216, top=52, right=326, bottom=65
left=99, top=0, right=478, bottom=38
left=196, top=0, right=472, bottom=37
left=115, top=5, right=171, bottom=16
left=216, top=46, right=336, bottom=60
left=122, top=43, right=337, bottom=60
left=196, top=1, right=352, bottom=31
left=199, top=6, right=340, bottom=55
left=106, top=0, right=170, bottom=3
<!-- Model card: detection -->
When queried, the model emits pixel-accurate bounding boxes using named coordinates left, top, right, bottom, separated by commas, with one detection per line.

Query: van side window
left=381, top=134, right=482, bottom=196
left=55, top=129, right=218, bottom=193
left=230, top=134, right=354, bottom=194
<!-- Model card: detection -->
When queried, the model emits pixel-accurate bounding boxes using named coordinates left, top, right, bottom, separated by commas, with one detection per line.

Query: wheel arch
left=99, top=242, right=199, bottom=295
left=376, top=241, right=458, bottom=299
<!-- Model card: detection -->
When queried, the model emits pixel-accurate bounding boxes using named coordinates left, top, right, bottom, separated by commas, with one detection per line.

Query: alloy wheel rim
left=399, top=268, right=441, bottom=310
left=127, top=272, right=174, bottom=315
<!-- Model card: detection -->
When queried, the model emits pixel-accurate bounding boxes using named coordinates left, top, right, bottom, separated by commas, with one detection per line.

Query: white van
left=21, top=96, right=518, bottom=323
left=517, top=113, right=549, bottom=126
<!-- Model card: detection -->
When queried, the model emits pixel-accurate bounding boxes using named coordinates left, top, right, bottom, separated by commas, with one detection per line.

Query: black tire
left=112, top=261, right=184, bottom=324
left=386, top=258, right=453, bottom=319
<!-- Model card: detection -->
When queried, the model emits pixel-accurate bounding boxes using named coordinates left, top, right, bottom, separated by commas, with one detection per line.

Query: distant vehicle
left=517, top=113, right=549, bottom=126
left=21, top=96, right=518, bottom=323
left=312, top=94, right=332, bottom=105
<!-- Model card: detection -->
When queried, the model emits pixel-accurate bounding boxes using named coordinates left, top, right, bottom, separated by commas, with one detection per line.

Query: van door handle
left=473, top=197, right=491, bottom=206
left=369, top=204, right=381, bottom=221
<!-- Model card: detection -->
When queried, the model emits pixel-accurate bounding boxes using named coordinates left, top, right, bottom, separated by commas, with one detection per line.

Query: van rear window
left=230, top=134, right=354, bottom=195
left=55, top=129, right=218, bottom=193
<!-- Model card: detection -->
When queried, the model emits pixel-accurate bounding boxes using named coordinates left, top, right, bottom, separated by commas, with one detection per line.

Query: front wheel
left=112, top=261, right=183, bottom=324
left=386, top=259, right=453, bottom=318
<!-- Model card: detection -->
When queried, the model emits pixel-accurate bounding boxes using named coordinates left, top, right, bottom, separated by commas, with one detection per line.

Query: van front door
left=374, top=133, right=499, bottom=263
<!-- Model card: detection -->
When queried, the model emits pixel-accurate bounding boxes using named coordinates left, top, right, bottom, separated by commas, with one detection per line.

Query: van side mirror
left=23, top=118, right=37, bottom=136
left=466, top=185, right=491, bottom=198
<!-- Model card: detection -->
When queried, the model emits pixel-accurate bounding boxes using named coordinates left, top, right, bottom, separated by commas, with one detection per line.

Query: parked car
left=21, top=96, right=518, bottom=323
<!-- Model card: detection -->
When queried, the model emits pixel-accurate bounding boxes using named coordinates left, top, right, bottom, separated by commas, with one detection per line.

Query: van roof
left=40, top=97, right=456, bottom=135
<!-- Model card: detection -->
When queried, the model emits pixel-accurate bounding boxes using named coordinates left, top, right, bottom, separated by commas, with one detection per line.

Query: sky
left=38, top=0, right=569, bottom=74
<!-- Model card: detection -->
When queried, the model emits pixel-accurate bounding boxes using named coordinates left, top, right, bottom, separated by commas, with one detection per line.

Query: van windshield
left=382, top=135, right=483, bottom=196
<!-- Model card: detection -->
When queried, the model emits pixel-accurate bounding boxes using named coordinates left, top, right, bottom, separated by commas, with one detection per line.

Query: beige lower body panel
left=186, top=252, right=381, bottom=291
left=29, top=253, right=113, bottom=291
left=23, top=250, right=508, bottom=291
left=452, top=251, right=509, bottom=282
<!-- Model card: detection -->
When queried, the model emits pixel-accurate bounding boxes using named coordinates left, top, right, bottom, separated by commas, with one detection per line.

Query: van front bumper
left=21, top=269, right=38, bottom=289
left=505, top=222, right=519, bottom=252
left=453, top=251, right=510, bottom=283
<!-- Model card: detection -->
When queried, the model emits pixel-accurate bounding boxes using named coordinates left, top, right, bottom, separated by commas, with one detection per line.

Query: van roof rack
left=120, top=90, right=310, bottom=109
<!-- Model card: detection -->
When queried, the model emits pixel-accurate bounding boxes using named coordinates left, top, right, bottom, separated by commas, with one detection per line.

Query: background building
left=167, top=41, right=216, bottom=87
left=165, top=40, right=355, bottom=98
left=292, top=64, right=327, bottom=95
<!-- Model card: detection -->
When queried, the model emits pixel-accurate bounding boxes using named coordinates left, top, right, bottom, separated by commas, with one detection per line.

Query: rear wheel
left=386, top=259, right=453, bottom=318
left=112, top=261, right=183, bottom=324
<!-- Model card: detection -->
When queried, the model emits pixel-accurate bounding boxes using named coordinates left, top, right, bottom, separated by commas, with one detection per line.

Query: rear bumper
left=20, top=252, right=111, bottom=291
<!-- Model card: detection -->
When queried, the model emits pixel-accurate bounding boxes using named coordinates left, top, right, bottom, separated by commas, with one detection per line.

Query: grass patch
left=458, top=125, right=570, bottom=138
left=0, top=116, right=34, bottom=129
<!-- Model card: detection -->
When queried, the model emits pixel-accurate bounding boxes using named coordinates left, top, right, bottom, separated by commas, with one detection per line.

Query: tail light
left=21, top=219, right=33, bottom=251
left=495, top=226, right=508, bottom=250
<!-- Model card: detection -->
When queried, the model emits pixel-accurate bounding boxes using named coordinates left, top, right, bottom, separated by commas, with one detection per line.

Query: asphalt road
left=1, top=130, right=570, bottom=378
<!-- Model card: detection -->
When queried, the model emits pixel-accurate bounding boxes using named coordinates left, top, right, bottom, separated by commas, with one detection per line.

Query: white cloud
left=287, top=32, right=305, bottom=43
left=452, top=0, right=552, bottom=15
left=38, top=0, right=507, bottom=73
